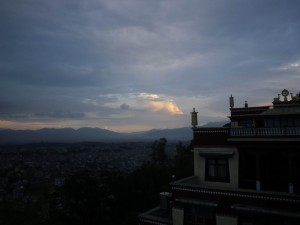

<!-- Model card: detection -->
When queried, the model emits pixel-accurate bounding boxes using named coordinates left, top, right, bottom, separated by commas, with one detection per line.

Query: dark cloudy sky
left=1, top=0, right=300, bottom=132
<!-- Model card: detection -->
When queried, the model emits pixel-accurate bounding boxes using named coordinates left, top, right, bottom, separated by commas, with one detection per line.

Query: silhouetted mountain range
left=0, top=121, right=228, bottom=144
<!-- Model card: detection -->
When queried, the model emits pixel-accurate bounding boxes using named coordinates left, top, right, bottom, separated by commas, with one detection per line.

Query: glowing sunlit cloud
left=100, top=92, right=184, bottom=115
left=138, top=92, right=183, bottom=114
left=147, top=101, right=183, bottom=115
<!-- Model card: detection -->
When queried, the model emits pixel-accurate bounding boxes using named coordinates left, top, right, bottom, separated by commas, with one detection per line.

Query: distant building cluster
left=0, top=142, right=158, bottom=203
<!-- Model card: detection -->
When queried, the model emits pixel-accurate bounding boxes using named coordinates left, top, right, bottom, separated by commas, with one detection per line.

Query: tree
left=151, top=138, right=167, bottom=164
left=174, top=141, right=193, bottom=179
left=58, top=170, right=103, bottom=225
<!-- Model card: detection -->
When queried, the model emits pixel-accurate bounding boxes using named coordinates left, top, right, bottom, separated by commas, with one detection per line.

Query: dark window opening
left=239, top=119, right=253, bottom=128
left=205, top=158, right=230, bottom=182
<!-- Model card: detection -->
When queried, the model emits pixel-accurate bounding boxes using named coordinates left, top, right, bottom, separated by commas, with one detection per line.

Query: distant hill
left=0, top=128, right=126, bottom=144
left=130, top=127, right=193, bottom=141
left=202, top=121, right=229, bottom=127
left=0, top=121, right=228, bottom=144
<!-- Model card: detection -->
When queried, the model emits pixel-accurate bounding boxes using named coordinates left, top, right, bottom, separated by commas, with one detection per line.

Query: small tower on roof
left=191, top=108, right=198, bottom=128
left=229, top=94, right=234, bottom=108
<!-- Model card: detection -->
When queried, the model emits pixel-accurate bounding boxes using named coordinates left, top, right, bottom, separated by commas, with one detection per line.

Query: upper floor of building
left=192, top=89, right=300, bottom=145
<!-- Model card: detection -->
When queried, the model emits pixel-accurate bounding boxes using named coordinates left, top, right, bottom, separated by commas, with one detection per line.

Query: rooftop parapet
left=193, top=127, right=230, bottom=146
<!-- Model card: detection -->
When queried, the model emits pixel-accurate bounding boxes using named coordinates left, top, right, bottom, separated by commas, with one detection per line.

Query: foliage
left=130, top=161, right=174, bottom=210
left=50, top=170, right=135, bottom=225
left=151, top=137, right=168, bottom=163
left=174, top=141, right=194, bottom=179
left=0, top=202, right=43, bottom=225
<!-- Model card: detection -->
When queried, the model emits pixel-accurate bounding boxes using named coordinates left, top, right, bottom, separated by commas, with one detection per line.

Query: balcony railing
left=193, top=127, right=300, bottom=145
left=171, top=177, right=300, bottom=212
left=230, top=127, right=300, bottom=137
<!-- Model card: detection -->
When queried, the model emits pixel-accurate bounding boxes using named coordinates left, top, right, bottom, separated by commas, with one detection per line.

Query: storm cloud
left=1, top=0, right=300, bottom=131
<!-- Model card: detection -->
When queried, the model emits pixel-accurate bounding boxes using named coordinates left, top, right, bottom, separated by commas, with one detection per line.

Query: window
left=240, top=119, right=253, bottom=128
left=205, top=158, right=229, bottom=182
left=200, top=151, right=233, bottom=183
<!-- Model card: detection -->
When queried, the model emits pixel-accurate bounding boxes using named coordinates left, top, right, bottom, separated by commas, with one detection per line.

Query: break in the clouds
left=101, top=92, right=183, bottom=115
left=1, top=0, right=300, bottom=131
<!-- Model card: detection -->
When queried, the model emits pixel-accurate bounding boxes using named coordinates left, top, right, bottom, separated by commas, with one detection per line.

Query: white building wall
left=194, top=147, right=239, bottom=189
left=172, top=207, right=184, bottom=225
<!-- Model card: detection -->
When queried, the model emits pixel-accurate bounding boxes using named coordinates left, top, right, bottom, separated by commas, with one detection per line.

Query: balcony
left=170, top=176, right=300, bottom=215
left=230, top=127, right=300, bottom=137
left=193, top=127, right=300, bottom=145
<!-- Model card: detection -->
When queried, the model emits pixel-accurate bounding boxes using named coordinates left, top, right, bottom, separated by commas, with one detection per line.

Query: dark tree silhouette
left=151, top=138, right=168, bottom=164
left=174, top=141, right=193, bottom=179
